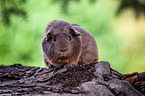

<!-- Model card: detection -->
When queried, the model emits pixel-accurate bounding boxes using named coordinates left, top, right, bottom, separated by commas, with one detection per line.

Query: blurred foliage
left=0, top=0, right=98, bottom=25
left=0, top=0, right=145, bottom=74
left=117, top=0, right=145, bottom=17
left=1, top=0, right=145, bottom=25
left=0, top=0, right=26, bottom=25
left=51, top=0, right=75, bottom=14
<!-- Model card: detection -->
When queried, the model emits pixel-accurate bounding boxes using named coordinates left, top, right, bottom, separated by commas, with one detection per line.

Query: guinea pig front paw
left=72, top=64, right=76, bottom=67
left=46, top=66, right=54, bottom=72
left=64, top=63, right=76, bottom=68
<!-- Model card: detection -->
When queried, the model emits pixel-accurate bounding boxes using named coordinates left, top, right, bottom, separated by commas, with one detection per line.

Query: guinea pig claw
left=72, top=64, right=76, bottom=67
left=64, top=65, right=69, bottom=68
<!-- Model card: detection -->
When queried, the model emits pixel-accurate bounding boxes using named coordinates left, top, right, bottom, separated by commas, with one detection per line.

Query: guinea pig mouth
left=59, top=56, right=67, bottom=59
left=59, top=53, right=67, bottom=58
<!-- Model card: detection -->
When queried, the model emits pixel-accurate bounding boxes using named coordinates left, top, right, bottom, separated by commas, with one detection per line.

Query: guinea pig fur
left=41, top=20, right=98, bottom=68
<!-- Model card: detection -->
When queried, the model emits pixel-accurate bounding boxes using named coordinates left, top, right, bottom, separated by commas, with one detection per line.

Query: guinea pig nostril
left=60, top=49, right=67, bottom=52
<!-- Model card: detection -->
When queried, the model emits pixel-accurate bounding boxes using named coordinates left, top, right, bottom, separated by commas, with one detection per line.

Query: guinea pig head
left=42, top=25, right=82, bottom=67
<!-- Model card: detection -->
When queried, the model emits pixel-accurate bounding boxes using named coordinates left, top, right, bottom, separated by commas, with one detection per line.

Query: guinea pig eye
left=68, top=36, right=71, bottom=41
left=54, top=37, right=56, bottom=42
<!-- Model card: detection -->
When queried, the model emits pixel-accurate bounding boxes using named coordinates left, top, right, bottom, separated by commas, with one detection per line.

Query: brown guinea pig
left=41, top=20, right=98, bottom=68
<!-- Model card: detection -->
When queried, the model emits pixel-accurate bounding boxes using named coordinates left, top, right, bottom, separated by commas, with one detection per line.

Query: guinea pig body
left=41, top=20, right=98, bottom=68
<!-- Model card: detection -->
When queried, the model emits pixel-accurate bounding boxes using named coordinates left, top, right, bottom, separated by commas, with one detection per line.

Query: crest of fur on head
left=41, top=20, right=82, bottom=68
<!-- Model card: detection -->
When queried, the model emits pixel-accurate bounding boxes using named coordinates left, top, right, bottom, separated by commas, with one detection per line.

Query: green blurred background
left=0, top=0, right=145, bottom=74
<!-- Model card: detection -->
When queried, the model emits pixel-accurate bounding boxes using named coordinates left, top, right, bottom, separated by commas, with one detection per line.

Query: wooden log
left=0, top=61, right=144, bottom=96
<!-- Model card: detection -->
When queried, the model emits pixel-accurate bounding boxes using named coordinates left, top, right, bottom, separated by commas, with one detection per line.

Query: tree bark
left=0, top=61, right=144, bottom=96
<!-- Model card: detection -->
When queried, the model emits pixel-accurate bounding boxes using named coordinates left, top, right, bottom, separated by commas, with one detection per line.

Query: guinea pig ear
left=70, top=27, right=81, bottom=36
left=46, top=33, right=51, bottom=41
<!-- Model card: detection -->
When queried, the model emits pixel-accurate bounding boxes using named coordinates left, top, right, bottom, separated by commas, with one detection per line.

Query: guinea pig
left=41, top=20, right=98, bottom=68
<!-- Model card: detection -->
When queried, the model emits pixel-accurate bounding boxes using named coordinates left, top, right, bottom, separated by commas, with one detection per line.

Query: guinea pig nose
left=59, top=49, right=67, bottom=52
